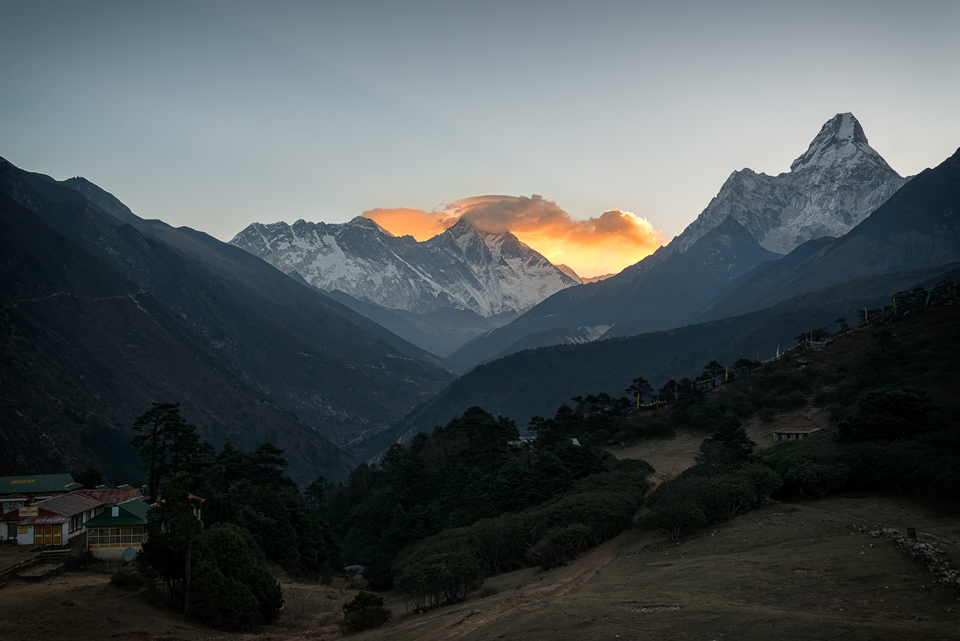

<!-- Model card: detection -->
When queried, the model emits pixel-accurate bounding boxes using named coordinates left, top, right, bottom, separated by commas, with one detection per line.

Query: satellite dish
left=122, top=547, right=137, bottom=563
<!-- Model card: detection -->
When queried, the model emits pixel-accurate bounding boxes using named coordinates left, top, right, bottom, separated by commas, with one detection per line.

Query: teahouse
left=0, top=506, right=64, bottom=544
left=32, top=490, right=107, bottom=541
left=0, top=474, right=82, bottom=513
left=84, top=499, right=151, bottom=559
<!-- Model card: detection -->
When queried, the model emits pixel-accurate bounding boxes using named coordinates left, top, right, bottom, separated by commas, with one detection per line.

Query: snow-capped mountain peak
left=669, top=112, right=908, bottom=255
left=230, top=216, right=580, bottom=318
left=348, top=215, right=395, bottom=236
left=790, top=112, right=892, bottom=173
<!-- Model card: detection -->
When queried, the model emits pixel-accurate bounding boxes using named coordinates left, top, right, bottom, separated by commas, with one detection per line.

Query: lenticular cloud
left=363, top=195, right=663, bottom=277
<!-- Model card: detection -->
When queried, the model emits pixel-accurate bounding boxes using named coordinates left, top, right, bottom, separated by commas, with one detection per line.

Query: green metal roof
left=119, top=498, right=151, bottom=519
left=84, top=499, right=151, bottom=527
left=0, top=474, right=78, bottom=495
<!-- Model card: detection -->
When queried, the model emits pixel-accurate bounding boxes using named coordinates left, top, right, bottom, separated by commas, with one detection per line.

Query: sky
left=2, top=1, right=959, bottom=277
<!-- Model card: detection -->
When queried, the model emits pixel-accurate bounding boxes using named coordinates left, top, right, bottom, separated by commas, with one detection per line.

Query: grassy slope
left=353, top=495, right=959, bottom=641
left=348, top=305, right=960, bottom=640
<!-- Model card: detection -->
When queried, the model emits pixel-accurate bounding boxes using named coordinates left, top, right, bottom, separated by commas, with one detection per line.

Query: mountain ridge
left=230, top=215, right=581, bottom=320
left=445, top=113, right=911, bottom=368
left=0, top=156, right=455, bottom=481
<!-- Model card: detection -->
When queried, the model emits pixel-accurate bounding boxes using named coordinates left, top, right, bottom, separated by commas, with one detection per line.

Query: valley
left=5, top=6, right=960, bottom=640
left=3, top=426, right=957, bottom=640
left=2, top=111, right=959, bottom=641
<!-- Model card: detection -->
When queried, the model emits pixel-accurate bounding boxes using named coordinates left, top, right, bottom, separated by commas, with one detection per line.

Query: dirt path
left=368, top=528, right=658, bottom=641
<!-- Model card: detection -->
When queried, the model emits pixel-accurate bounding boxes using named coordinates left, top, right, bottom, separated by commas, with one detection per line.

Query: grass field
left=342, top=491, right=959, bottom=641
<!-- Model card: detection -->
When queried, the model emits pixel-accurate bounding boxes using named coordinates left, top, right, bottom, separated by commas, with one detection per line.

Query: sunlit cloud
left=363, top=195, right=664, bottom=278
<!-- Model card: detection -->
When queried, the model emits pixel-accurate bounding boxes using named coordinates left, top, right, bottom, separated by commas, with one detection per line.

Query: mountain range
left=4, top=111, right=957, bottom=483
left=0, top=158, right=454, bottom=483
left=358, top=144, right=960, bottom=456
left=230, top=217, right=581, bottom=357
left=447, top=113, right=912, bottom=368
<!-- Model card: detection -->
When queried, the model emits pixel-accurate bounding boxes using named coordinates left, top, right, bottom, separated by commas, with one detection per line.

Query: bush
left=478, top=584, right=500, bottom=598
left=395, top=551, right=484, bottom=612
left=613, top=458, right=656, bottom=476
left=838, top=386, right=934, bottom=443
left=696, top=476, right=756, bottom=522
left=188, top=524, right=284, bottom=631
left=340, top=591, right=391, bottom=633
left=527, top=523, right=594, bottom=570
left=757, top=408, right=776, bottom=423
left=646, top=501, right=707, bottom=543
left=783, top=462, right=849, bottom=498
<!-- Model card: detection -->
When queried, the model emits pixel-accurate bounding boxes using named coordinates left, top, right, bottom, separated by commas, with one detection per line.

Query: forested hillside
left=364, top=264, right=960, bottom=459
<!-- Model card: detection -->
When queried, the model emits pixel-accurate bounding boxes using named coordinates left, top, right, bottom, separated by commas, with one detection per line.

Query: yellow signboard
left=19, top=506, right=38, bottom=517
left=18, top=526, right=29, bottom=534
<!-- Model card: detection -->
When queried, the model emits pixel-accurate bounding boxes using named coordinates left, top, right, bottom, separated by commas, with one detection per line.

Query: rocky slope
left=673, top=112, right=909, bottom=254
left=700, top=146, right=960, bottom=320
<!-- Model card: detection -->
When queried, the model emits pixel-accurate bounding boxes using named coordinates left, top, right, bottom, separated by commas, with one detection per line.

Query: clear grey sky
left=2, top=0, right=958, bottom=246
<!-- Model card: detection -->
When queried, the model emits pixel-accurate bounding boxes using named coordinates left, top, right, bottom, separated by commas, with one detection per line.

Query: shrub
left=613, top=458, right=656, bottom=476
left=783, top=462, right=849, bottom=498
left=478, top=584, right=500, bottom=598
left=527, top=523, right=594, bottom=570
left=646, top=501, right=707, bottom=543
left=838, top=386, right=934, bottom=443
left=696, top=476, right=756, bottom=522
left=187, top=524, right=284, bottom=631
left=395, top=551, right=484, bottom=612
left=340, top=591, right=391, bottom=633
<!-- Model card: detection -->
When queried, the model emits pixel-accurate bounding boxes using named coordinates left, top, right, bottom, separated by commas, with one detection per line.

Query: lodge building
left=84, top=499, right=151, bottom=559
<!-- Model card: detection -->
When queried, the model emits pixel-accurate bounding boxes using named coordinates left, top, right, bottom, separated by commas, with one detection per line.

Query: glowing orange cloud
left=359, top=207, right=450, bottom=241
left=363, top=195, right=664, bottom=278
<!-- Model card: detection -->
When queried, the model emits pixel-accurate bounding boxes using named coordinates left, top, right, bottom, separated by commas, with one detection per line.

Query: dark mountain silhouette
left=450, top=216, right=779, bottom=367
left=361, top=262, right=960, bottom=460
left=0, top=190, right=354, bottom=482
left=0, top=157, right=454, bottom=481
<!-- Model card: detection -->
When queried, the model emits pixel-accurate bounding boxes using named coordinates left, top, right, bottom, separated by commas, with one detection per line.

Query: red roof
left=0, top=506, right=60, bottom=522
left=21, top=516, right=68, bottom=525
left=151, top=493, right=206, bottom=507
left=78, top=488, right=143, bottom=505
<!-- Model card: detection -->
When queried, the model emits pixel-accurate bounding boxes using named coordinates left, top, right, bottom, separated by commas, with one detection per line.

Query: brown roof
left=32, top=490, right=104, bottom=517
left=78, top=488, right=143, bottom=505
